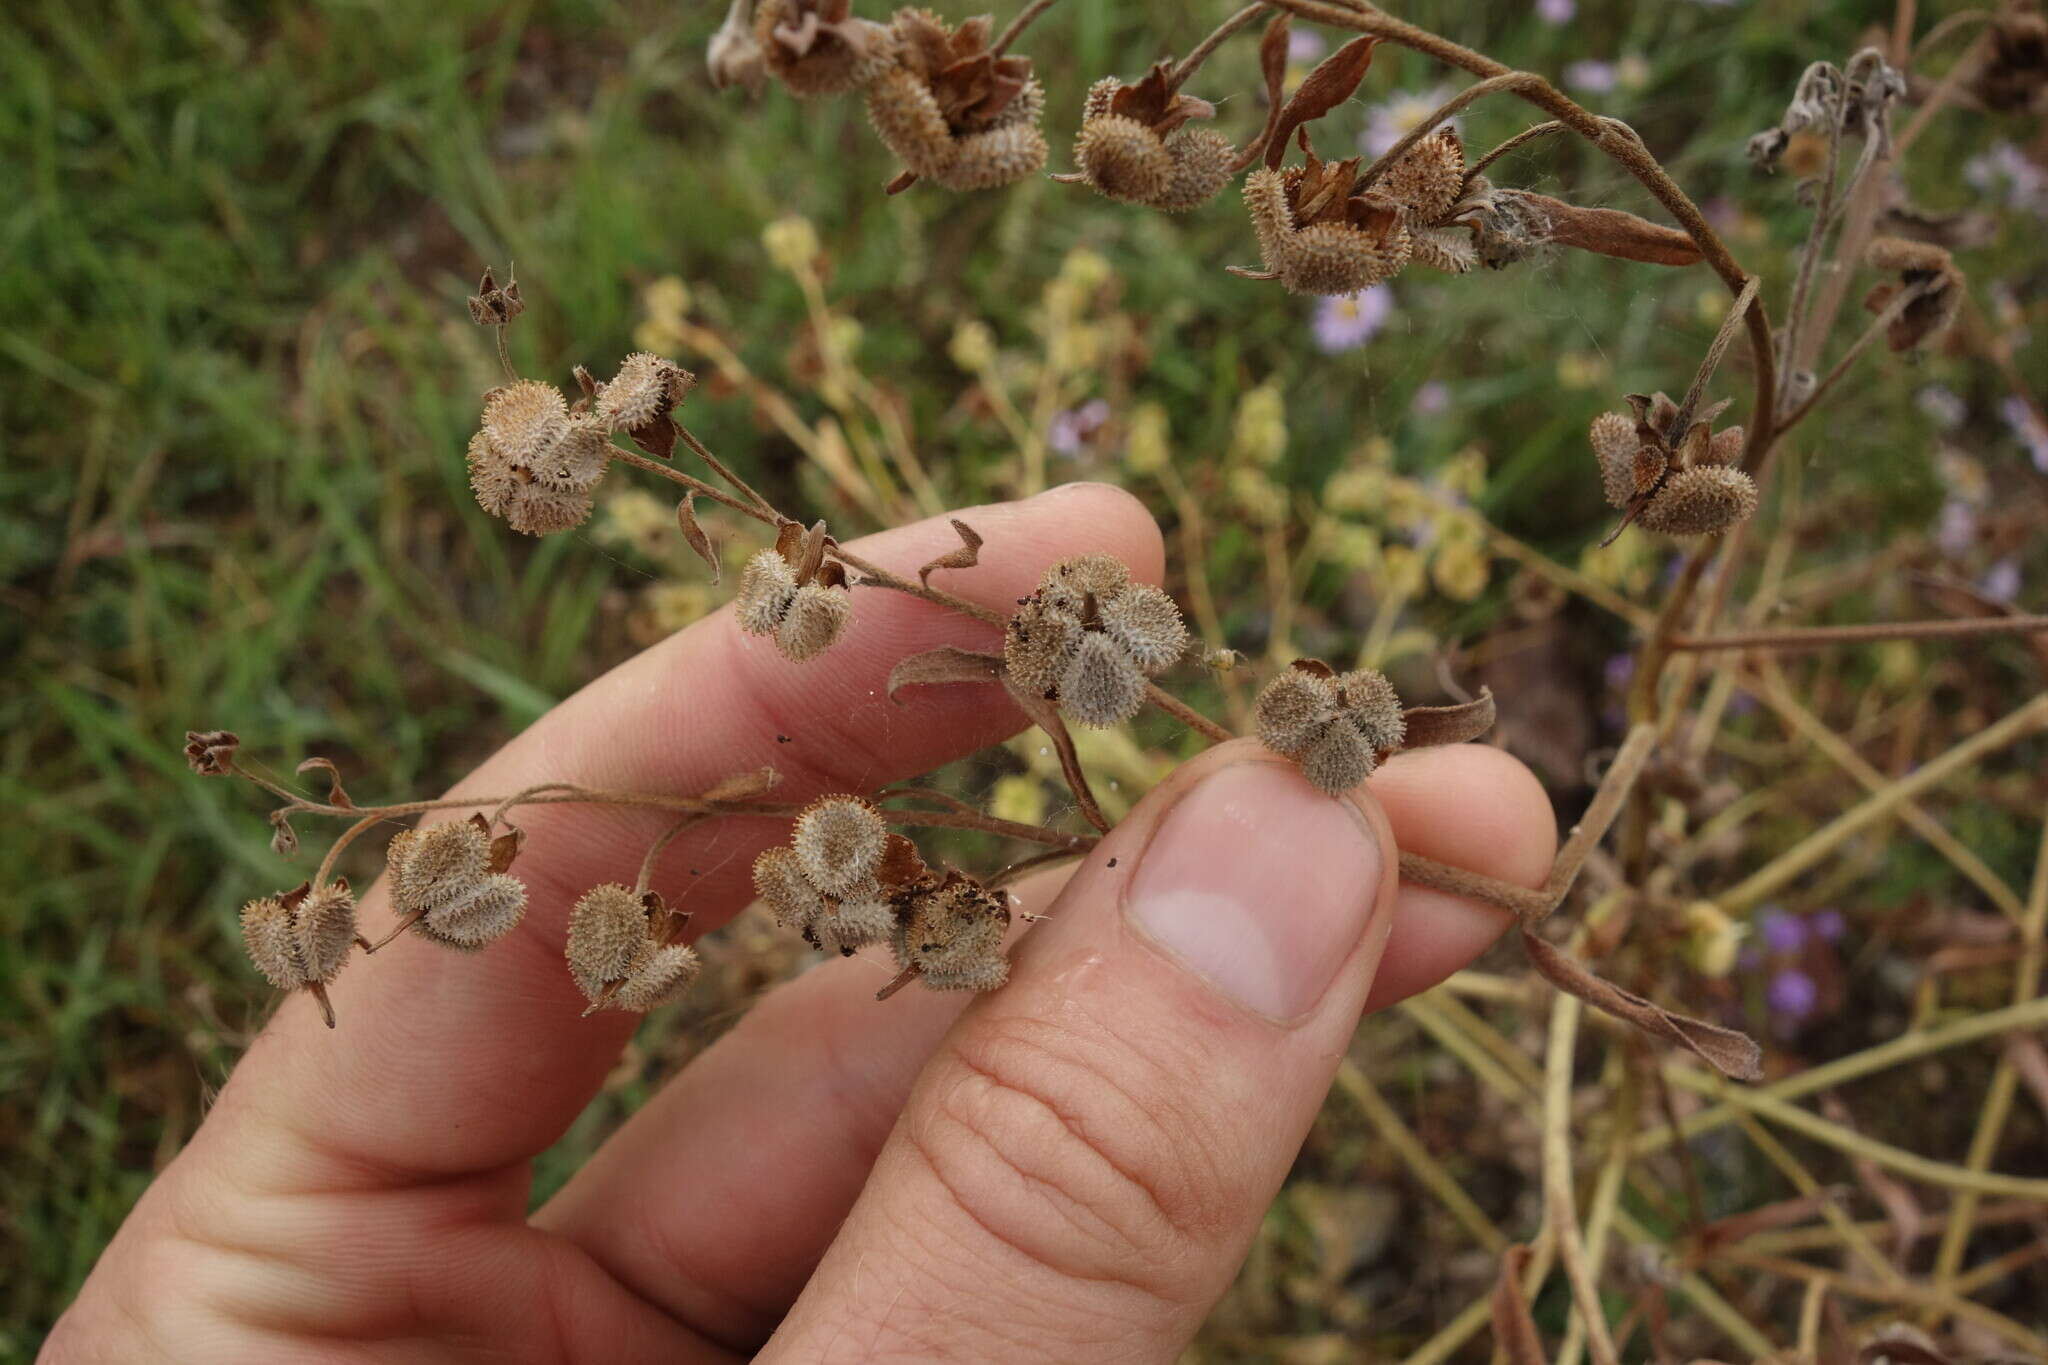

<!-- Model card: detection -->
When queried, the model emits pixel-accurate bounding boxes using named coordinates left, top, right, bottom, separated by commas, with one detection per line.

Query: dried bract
left=1242, top=144, right=1412, bottom=295
left=467, top=380, right=611, bottom=535
left=1591, top=392, right=1757, bottom=540
left=184, top=729, right=240, bottom=776
left=864, top=7, right=1047, bottom=191
left=1864, top=236, right=1963, bottom=353
left=1003, top=554, right=1186, bottom=727
left=1253, top=660, right=1406, bottom=793
left=755, top=0, right=893, bottom=96
left=1064, top=66, right=1235, bottom=212
left=1973, top=9, right=2048, bottom=112
left=467, top=266, right=525, bottom=326
left=594, top=352, right=696, bottom=460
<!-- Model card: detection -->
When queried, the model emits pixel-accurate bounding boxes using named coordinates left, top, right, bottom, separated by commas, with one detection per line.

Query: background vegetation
left=4, top=0, right=2044, bottom=1356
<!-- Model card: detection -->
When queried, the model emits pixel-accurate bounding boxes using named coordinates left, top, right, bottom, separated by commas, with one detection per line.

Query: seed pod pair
left=578, top=352, right=696, bottom=460
left=734, top=519, right=852, bottom=662
left=467, top=380, right=612, bottom=535
left=1004, top=554, right=1188, bottom=728
left=241, top=881, right=358, bottom=992
left=1243, top=136, right=1413, bottom=296
left=1254, top=660, right=1406, bottom=793
left=892, top=870, right=1010, bottom=992
left=1063, top=65, right=1235, bottom=212
left=863, top=8, right=1047, bottom=191
left=754, top=0, right=894, bottom=96
left=566, top=885, right=701, bottom=1012
left=752, top=797, right=909, bottom=956
left=1589, top=392, right=1758, bottom=540
left=386, top=817, right=528, bottom=950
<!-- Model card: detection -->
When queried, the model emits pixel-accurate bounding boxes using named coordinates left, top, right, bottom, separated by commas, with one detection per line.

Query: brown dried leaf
left=1254, top=12, right=1291, bottom=152
left=183, top=729, right=241, bottom=776
left=268, top=810, right=299, bottom=858
left=1400, top=689, right=1496, bottom=750
left=1522, top=930, right=1763, bottom=1080
left=1265, top=35, right=1380, bottom=170
left=296, top=757, right=354, bottom=809
left=796, top=518, right=830, bottom=584
left=875, top=832, right=934, bottom=891
left=774, top=519, right=805, bottom=565
left=918, top=518, right=984, bottom=588
left=887, top=647, right=1005, bottom=704
left=1515, top=192, right=1703, bottom=266
left=1490, top=1245, right=1549, bottom=1365
left=676, top=493, right=720, bottom=585
left=1694, top=1190, right=1843, bottom=1250
left=487, top=827, right=525, bottom=874
left=703, top=766, right=782, bottom=803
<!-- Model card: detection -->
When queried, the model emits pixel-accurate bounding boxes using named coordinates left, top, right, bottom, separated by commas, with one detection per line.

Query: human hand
left=46, top=486, right=1553, bottom=1364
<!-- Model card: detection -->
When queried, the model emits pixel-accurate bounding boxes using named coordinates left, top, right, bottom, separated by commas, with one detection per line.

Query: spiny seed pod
left=1060, top=630, right=1149, bottom=728
left=420, top=875, right=528, bottom=950
left=595, top=352, right=696, bottom=459
left=1636, top=465, right=1761, bottom=537
left=1410, top=226, right=1478, bottom=274
left=707, top=0, right=769, bottom=94
left=1040, top=553, right=1130, bottom=614
left=387, top=821, right=490, bottom=914
left=467, top=380, right=611, bottom=535
left=1301, top=721, right=1373, bottom=794
left=1005, top=555, right=1185, bottom=726
left=776, top=581, right=851, bottom=661
left=863, top=8, right=1047, bottom=191
left=1253, top=662, right=1407, bottom=793
left=1864, top=236, right=1963, bottom=353
left=1590, top=410, right=1647, bottom=508
left=1075, top=114, right=1171, bottom=203
left=241, top=895, right=306, bottom=991
left=567, top=884, right=650, bottom=999
left=1242, top=158, right=1413, bottom=296
left=1253, top=667, right=1339, bottom=755
left=613, top=942, right=702, bottom=1011
left=810, top=894, right=898, bottom=956
left=895, top=872, right=1010, bottom=991
left=1374, top=127, right=1465, bottom=224
left=736, top=549, right=800, bottom=636
left=793, top=796, right=888, bottom=896
left=755, top=0, right=894, bottom=96
left=1002, top=605, right=1076, bottom=697
left=294, top=883, right=358, bottom=986
left=1100, top=584, right=1190, bottom=672
left=753, top=845, right=827, bottom=930
left=1065, top=65, right=1234, bottom=212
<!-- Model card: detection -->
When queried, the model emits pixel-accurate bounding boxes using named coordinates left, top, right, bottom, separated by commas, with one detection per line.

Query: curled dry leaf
left=886, top=646, right=1005, bottom=704
left=1399, top=688, right=1497, bottom=751
left=296, top=757, right=354, bottom=808
left=676, top=493, right=720, bottom=585
left=1506, top=192, right=1703, bottom=267
left=1264, top=34, right=1380, bottom=172
left=485, top=823, right=525, bottom=875
left=1245, top=11, right=1291, bottom=169
left=918, top=518, right=983, bottom=588
left=1521, top=931, right=1763, bottom=1081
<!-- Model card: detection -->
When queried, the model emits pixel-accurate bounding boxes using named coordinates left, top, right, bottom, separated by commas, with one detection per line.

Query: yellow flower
left=644, top=275, right=692, bottom=326
left=1125, top=402, right=1172, bottom=476
left=1441, top=446, right=1489, bottom=500
left=1329, top=524, right=1383, bottom=571
left=1048, top=322, right=1101, bottom=376
left=761, top=216, right=821, bottom=274
left=1231, top=382, right=1288, bottom=467
left=1324, top=467, right=1387, bottom=515
left=948, top=320, right=997, bottom=373
left=1682, top=901, right=1745, bottom=979
left=1430, top=532, right=1489, bottom=602
left=599, top=489, right=674, bottom=557
left=990, top=775, right=1046, bottom=827
left=640, top=582, right=714, bottom=635
left=1579, top=531, right=1654, bottom=595
left=1059, top=247, right=1113, bottom=293
left=1557, top=351, right=1610, bottom=390
left=1228, top=466, right=1289, bottom=524
left=1381, top=543, right=1427, bottom=596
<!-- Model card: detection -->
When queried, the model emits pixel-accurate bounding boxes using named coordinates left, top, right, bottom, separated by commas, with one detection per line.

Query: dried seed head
left=596, top=352, right=696, bottom=457
left=1636, top=465, right=1761, bottom=537
left=420, top=874, right=528, bottom=949
left=1864, top=237, right=1963, bottom=352
left=468, top=266, right=524, bottom=326
left=1376, top=127, right=1465, bottom=224
left=184, top=729, right=240, bottom=776
left=933, top=119, right=1049, bottom=191
left=613, top=942, right=702, bottom=1011
left=755, top=0, right=894, bottom=96
left=896, top=872, right=1010, bottom=991
left=1254, top=668, right=1340, bottom=755
left=1336, top=668, right=1405, bottom=754
left=1705, top=425, right=1745, bottom=466
left=1040, top=553, right=1130, bottom=613
left=387, top=821, right=491, bottom=915
left=775, top=581, right=851, bottom=661
left=567, top=884, right=650, bottom=998
left=793, top=796, right=889, bottom=895
left=480, top=379, right=569, bottom=466
left=1590, top=411, right=1643, bottom=508
left=1300, top=720, right=1373, bottom=793
left=241, top=895, right=306, bottom=991
left=1099, top=584, right=1189, bottom=673
left=754, top=846, right=826, bottom=929
left=809, top=894, right=898, bottom=956
left=1409, top=226, right=1477, bottom=274
left=864, top=9, right=1046, bottom=190
left=864, top=64, right=957, bottom=177
left=1003, top=601, right=1077, bottom=697
left=1153, top=127, right=1237, bottom=212
left=294, top=882, right=357, bottom=985
left=1245, top=153, right=1415, bottom=295
left=1284, top=219, right=1412, bottom=295
left=468, top=382, right=610, bottom=535
left=1059, top=629, right=1148, bottom=728
left=736, top=549, right=800, bottom=637
left=1075, top=114, right=1172, bottom=203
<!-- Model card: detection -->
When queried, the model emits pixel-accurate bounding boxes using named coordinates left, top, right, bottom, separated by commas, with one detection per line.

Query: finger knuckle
left=907, top=1009, right=1234, bottom=1306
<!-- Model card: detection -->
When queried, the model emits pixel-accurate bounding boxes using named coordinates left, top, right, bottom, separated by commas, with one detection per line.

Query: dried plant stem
left=1463, top=119, right=1571, bottom=184
left=1542, top=990, right=1623, bottom=1365
left=1719, top=690, right=2048, bottom=913
left=1728, top=1111, right=1902, bottom=1286
left=1714, top=1250, right=2046, bottom=1355
left=1609, top=1207, right=1778, bottom=1359
left=1672, top=612, right=2048, bottom=653
left=1397, top=1287, right=1498, bottom=1365
left=493, top=325, right=517, bottom=385
left=610, top=445, right=762, bottom=520
left=1158, top=461, right=1250, bottom=729
left=1661, top=1068, right=2048, bottom=1200
left=1555, top=1087, right=1635, bottom=1365
left=1776, top=278, right=1935, bottom=435
left=1168, top=3, right=1265, bottom=90
left=634, top=815, right=709, bottom=897
left=1910, top=8, right=1993, bottom=61
left=1333, top=1059, right=1511, bottom=1254
left=990, top=0, right=1059, bottom=57
left=1360, top=71, right=1551, bottom=186
left=1675, top=275, right=1759, bottom=432
left=677, top=425, right=774, bottom=517
left=1144, top=681, right=1233, bottom=745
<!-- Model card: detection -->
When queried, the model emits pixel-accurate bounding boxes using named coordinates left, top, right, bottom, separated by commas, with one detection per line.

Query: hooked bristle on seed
left=1590, top=411, right=1643, bottom=508
left=1099, top=584, right=1188, bottom=673
left=1152, top=128, right=1237, bottom=212
left=895, top=873, right=1010, bottom=992
left=387, top=822, right=491, bottom=915
left=1003, top=602, right=1077, bottom=696
left=420, top=874, right=529, bottom=950
left=793, top=796, right=889, bottom=895
left=294, top=883, right=358, bottom=985
left=240, top=895, right=306, bottom=991
left=1636, top=464, right=1761, bottom=537
left=596, top=352, right=695, bottom=433
left=1300, top=720, right=1374, bottom=793
left=1059, top=630, right=1148, bottom=728
left=1075, top=115, right=1172, bottom=203
left=775, top=581, right=851, bottom=661
left=754, top=846, right=826, bottom=930
left=1375, top=127, right=1465, bottom=224
left=1254, top=669, right=1341, bottom=755
left=612, top=942, right=702, bottom=1011
left=468, top=381, right=610, bottom=535
left=809, top=894, right=898, bottom=955
left=1337, top=668, right=1406, bottom=754
left=1409, top=226, right=1478, bottom=274
left=1043, top=553, right=1130, bottom=609
left=567, top=884, right=650, bottom=998
left=736, top=550, right=800, bottom=637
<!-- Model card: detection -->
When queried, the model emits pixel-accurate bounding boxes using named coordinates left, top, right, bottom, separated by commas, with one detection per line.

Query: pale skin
left=45, top=485, right=1555, bottom=1363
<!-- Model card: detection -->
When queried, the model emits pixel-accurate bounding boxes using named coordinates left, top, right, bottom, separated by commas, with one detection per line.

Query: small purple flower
left=1936, top=499, right=1980, bottom=558
left=1809, top=909, right=1846, bottom=942
left=1965, top=142, right=2048, bottom=214
left=1411, top=380, right=1450, bottom=416
left=1727, top=686, right=1759, bottom=718
left=1312, top=285, right=1393, bottom=353
left=1999, top=395, right=2048, bottom=474
left=1360, top=86, right=1457, bottom=158
left=1565, top=60, right=1618, bottom=94
left=1047, top=398, right=1111, bottom=456
left=1604, top=652, right=1635, bottom=692
left=1537, top=0, right=1575, bottom=23
left=1758, top=908, right=1807, bottom=954
left=1767, top=968, right=1819, bottom=1021
left=1287, top=29, right=1327, bottom=63
left=1981, top=557, right=2022, bottom=604
left=1916, top=385, right=1967, bottom=430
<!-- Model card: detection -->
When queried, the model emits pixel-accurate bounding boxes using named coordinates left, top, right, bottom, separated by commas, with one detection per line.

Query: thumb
left=763, top=739, right=1401, bottom=1364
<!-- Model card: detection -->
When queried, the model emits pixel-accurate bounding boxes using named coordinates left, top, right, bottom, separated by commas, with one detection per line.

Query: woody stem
left=1169, top=4, right=1266, bottom=90
left=990, top=0, right=1060, bottom=56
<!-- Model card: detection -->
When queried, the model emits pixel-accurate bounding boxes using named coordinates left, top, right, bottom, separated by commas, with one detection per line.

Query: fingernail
left=1125, top=761, right=1383, bottom=1020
